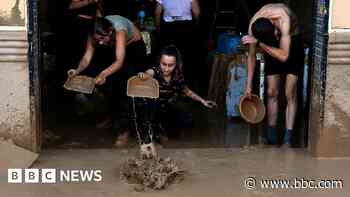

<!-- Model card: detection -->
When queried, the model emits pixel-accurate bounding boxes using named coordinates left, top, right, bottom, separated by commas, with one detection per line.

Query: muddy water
left=44, top=99, right=260, bottom=149
left=2, top=148, right=349, bottom=197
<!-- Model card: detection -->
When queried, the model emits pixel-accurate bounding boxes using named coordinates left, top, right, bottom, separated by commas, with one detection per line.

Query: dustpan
left=127, top=76, right=159, bottom=99
left=63, top=75, right=96, bottom=94
left=127, top=76, right=159, bottom=159
left=239, top=94, right=266, bottom=124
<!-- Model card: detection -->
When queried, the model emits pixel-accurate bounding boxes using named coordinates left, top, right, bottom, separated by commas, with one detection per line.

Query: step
left=0, top=55, right=27, bottom=62
left=0, top=48, right=27, bottom=55
left=0, top=40, right=28, bottom=48
left=0, top=31, right=27, bottom=41
left=328, top=57, right=350, bottom=65
left=328, top=50, right=350, bottom=58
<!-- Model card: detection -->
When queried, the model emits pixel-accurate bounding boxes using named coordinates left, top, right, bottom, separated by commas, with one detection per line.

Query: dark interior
left=38, top=0, right=314, bottom=149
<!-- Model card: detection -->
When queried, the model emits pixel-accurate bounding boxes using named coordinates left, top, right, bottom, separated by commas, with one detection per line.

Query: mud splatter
left=120, top=157, right=185, bottom=191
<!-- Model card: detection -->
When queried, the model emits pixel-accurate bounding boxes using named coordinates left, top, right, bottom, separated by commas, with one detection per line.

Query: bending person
left=68, top=15, right=147, bottom=139
left=242, top=3, right=304, bottom=147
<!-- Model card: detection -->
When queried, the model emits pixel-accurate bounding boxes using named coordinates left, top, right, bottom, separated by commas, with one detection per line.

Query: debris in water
left=120, top=157, right=185, bottom=191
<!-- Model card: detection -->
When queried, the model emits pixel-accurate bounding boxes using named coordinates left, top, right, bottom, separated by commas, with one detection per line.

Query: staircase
left=0, top=31, right=28, bottom=62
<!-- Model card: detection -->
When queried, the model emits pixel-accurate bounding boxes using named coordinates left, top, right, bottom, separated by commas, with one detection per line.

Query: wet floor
left=2, top=148, right=350, bottom=196
left=43, top=95, right=258, bottom=149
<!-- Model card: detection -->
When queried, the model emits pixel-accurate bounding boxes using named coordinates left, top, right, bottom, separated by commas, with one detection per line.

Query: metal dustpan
left=63, top=75, right=96, bottom=94
left=127, top=76, right=159, bottom=99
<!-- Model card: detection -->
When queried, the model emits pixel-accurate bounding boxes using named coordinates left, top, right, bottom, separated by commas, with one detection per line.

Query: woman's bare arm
left=183, top=87, right=217, bottom=108
left=192, top=0, right=201, bottom=20
left=183, top=87, right=205, bottom=103
left=100, top=31, right=127, bottom=77
left=75, top=36, right=95, bottom=74
left=155, top=3, right=163, bottom=31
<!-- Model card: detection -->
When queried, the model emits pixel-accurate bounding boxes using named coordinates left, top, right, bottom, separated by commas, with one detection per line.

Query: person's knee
left=285, top=88, right=297, bottom=104
left=267, top=88, right=279, bottom=101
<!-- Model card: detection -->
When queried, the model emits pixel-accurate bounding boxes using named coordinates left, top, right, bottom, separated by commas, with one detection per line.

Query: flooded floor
left=43, top=96, right=256, bottom=149
left=1, top=148, right=349, bottom=196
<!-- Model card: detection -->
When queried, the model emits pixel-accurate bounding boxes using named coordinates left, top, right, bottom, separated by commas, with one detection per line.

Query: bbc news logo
left=8, top=169, right=102, bottom=183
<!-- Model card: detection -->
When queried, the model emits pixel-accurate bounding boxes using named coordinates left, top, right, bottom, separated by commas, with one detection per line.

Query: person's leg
left=266, top=74, right=280, bottom=144
left=283, top=74, right=299, bottom=146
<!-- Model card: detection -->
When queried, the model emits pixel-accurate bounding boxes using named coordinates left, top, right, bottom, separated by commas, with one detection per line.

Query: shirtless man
left=242, top=4, right=304, bottom=147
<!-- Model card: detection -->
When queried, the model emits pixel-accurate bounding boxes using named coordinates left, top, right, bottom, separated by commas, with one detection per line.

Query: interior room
left=38, top=0, right=314, bottom=149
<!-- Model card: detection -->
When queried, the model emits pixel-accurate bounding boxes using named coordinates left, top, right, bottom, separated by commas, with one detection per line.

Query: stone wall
left=0, top=30, right=32, bottom=149
left=312, top=31, right=350, bottom=157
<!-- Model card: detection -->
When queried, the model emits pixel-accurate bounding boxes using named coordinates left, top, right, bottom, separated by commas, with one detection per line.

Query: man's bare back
left=249, top=3, right=298, bottom=36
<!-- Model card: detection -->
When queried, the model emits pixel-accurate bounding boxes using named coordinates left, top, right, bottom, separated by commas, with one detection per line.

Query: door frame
left=28, top=0, right=42, bottom=152
left=27, top=0, right=330, bottom=152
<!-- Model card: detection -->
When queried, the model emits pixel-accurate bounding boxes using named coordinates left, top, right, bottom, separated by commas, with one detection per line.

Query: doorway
left=28, top=0, right=329, bottom=151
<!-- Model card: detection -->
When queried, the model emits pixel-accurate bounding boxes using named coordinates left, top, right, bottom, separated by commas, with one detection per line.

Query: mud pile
left=120, top=157, right=185, bottom=191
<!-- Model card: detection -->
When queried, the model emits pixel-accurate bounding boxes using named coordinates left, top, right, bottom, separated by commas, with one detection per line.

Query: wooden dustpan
left=127, top=76, right=159, bottom=99
left=63, top=75, right=96, bottom=94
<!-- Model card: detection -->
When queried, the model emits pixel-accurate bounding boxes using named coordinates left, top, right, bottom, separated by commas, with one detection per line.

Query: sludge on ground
left=120, top=156, right=185, bottom=191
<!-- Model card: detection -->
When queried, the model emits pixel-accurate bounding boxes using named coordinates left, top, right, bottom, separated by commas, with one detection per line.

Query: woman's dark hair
left=93, top=17, right=112, bottom=36
left=252, top=17, right=277, bottom=45
left=158, top=45, right=184, bottom=81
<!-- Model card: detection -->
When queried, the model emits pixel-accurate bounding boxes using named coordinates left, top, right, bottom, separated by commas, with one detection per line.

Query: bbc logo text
left=8, top=169, right=103, bottom=183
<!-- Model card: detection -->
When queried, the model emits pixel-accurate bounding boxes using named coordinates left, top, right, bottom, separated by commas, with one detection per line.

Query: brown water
left=43, top=99, right=258, bottom=149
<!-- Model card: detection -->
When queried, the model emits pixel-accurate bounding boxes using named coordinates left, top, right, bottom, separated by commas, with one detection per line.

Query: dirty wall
left=313, top=32, right=350, bottom=157
left=310, top=0, right=350, bottom=157
left=0, top=0, right=32, bottom=150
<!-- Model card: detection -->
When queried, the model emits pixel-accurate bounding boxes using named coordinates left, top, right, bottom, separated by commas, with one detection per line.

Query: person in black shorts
left=264, top=34, right=304, bottom=76
left=242, top=4, right=304, bottom=147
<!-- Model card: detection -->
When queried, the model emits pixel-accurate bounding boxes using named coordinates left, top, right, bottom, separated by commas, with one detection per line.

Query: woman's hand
left=201, top=100, right=217, bottom=109
left=137, top=72, right=149, bottom=80
left=67, top=69, right=78, bottom=78
left=95, top=71, right=108, bottom=85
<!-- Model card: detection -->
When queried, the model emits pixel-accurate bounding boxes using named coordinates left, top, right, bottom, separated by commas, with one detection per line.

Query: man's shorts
left=264, top=34, right=305, bottom=76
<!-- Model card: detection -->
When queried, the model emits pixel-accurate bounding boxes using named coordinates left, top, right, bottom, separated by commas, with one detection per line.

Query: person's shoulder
left=106, top=15, right=133, bottom=28
left=105, top=15, right=127, bottom=21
